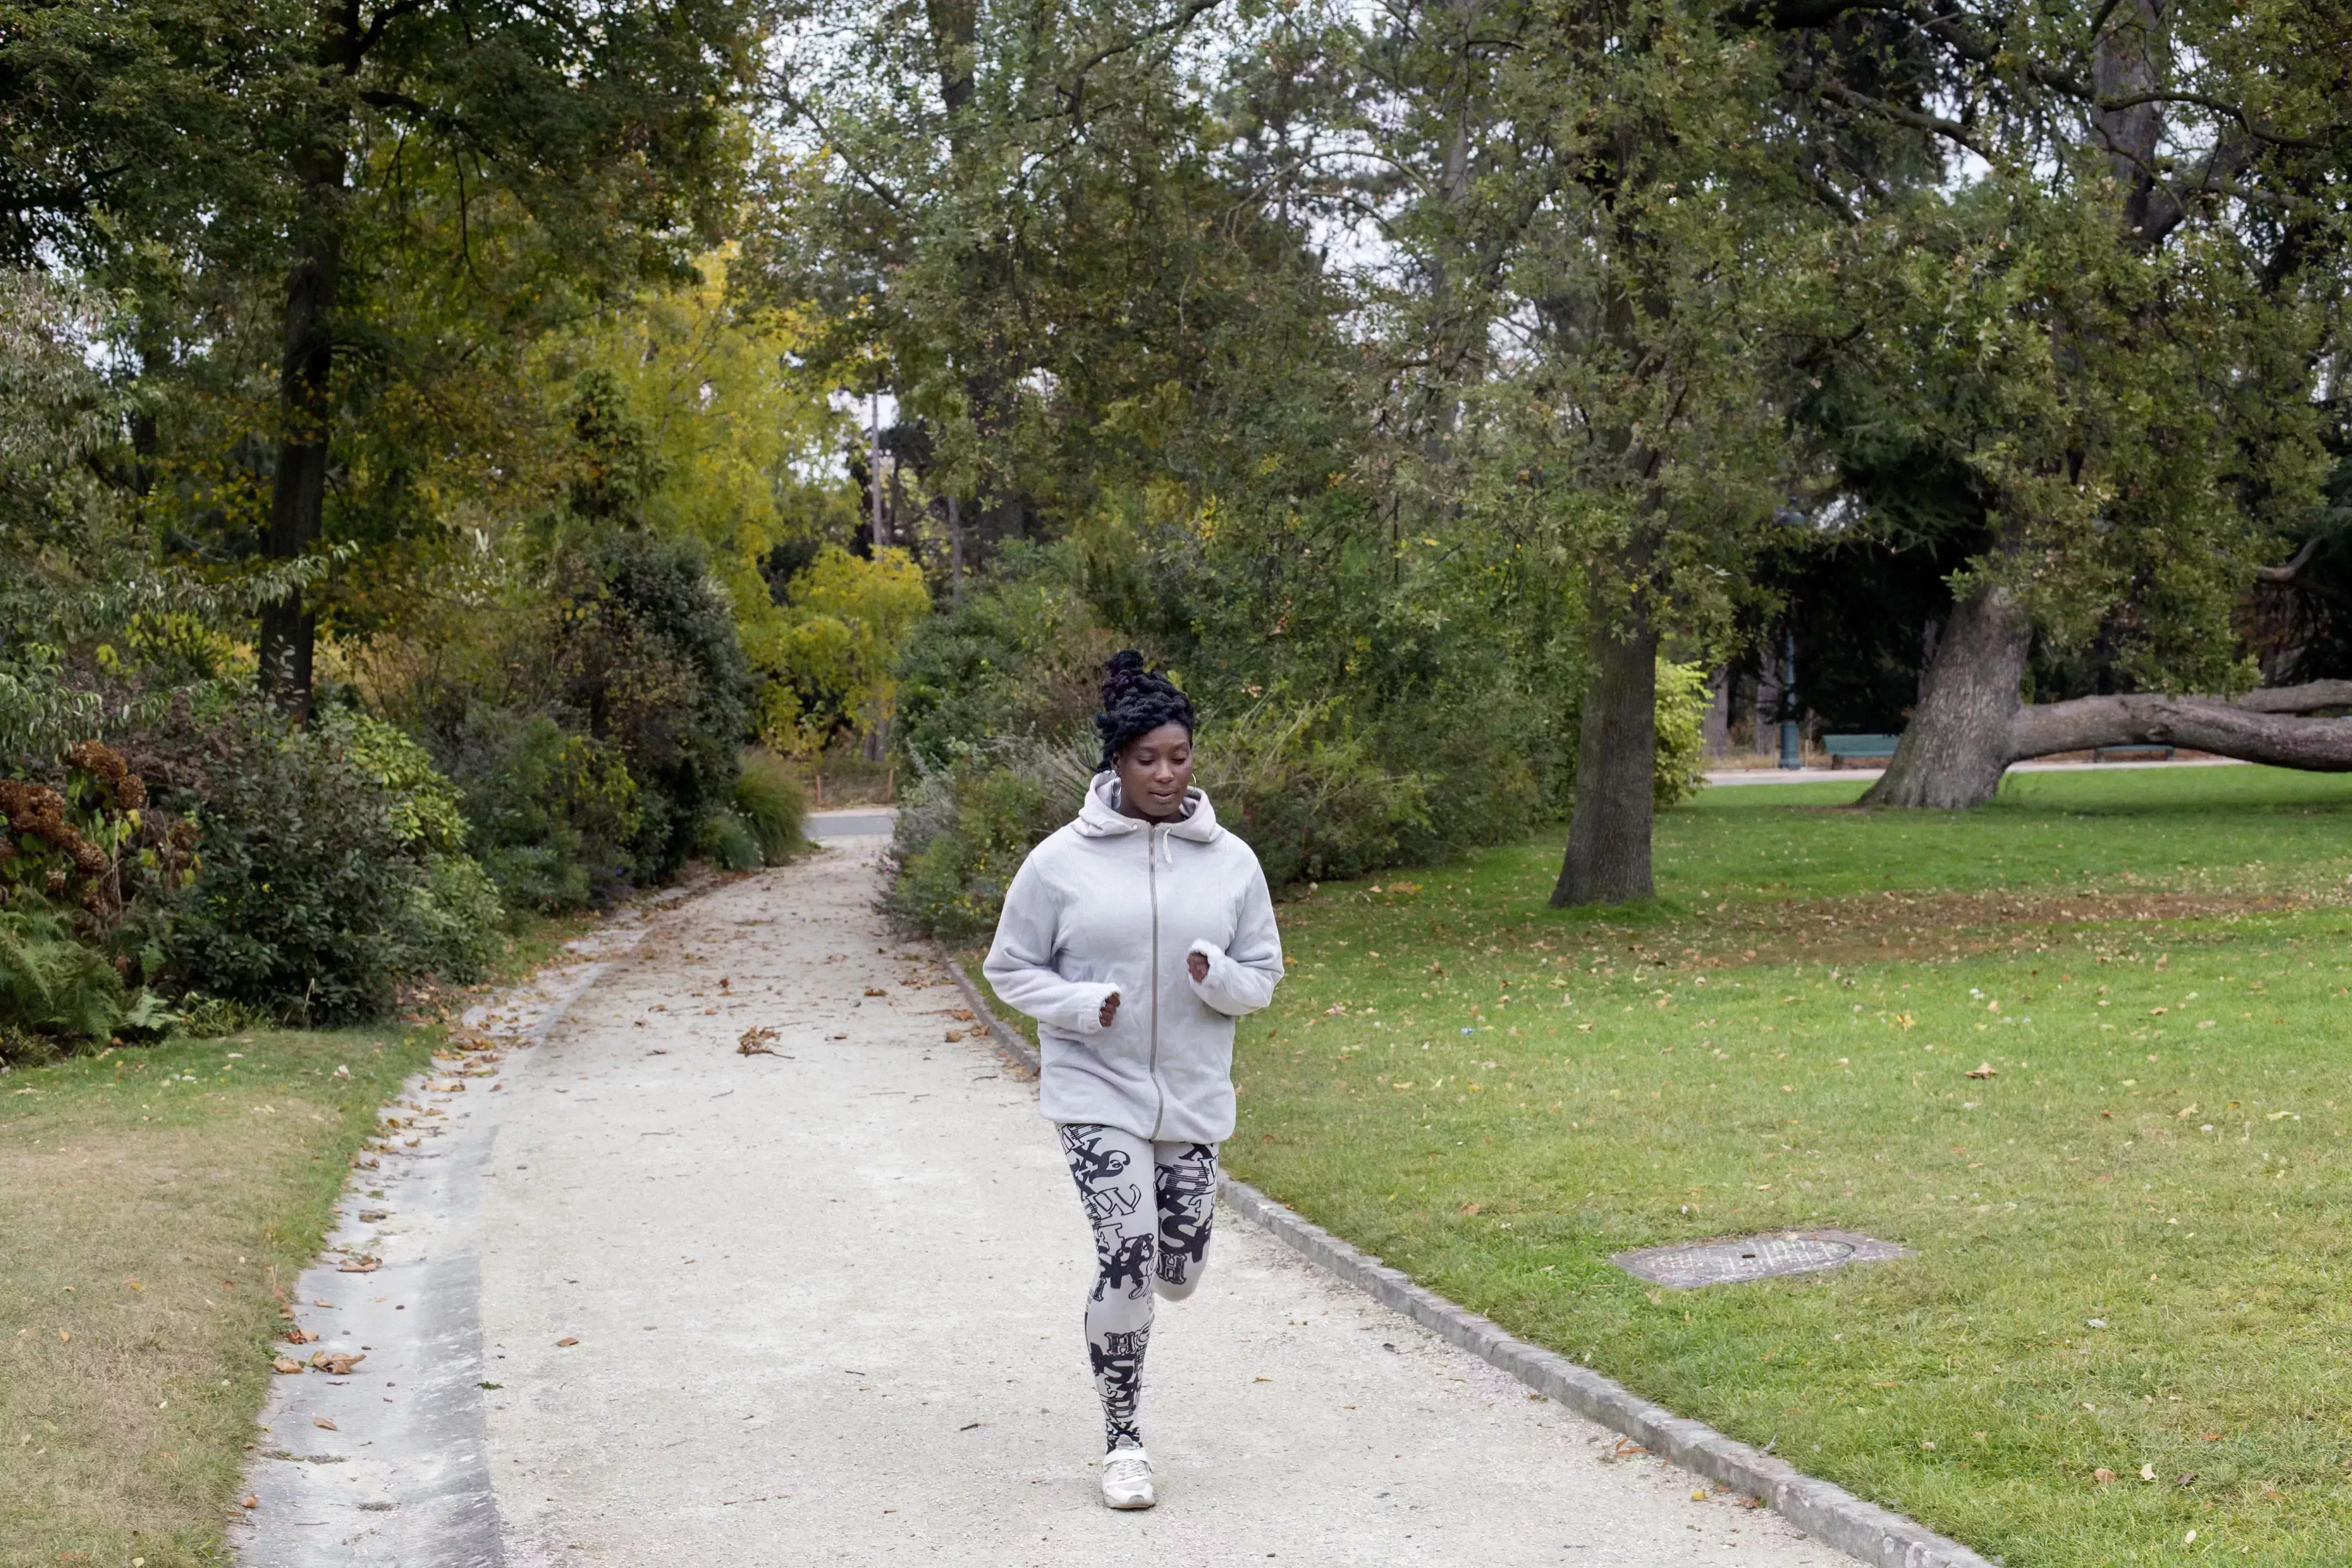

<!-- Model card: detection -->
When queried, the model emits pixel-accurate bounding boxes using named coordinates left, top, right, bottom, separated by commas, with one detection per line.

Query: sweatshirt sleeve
left=983, top=848, right=1118, bottom=1037
left=1185, top=860, right=1283, bottom=1017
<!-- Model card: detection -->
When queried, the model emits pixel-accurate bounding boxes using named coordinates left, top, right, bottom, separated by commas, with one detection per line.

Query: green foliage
left=163, top=713, right=414, bottom=1024
left=0, top=908, right=131, bottom=1049
left=699, top=810, right=763, bottom=873
left=555, top=529, right=754, bottom=879
left=730, top=749, right=808, bottom=865
left=1197, top=705, right=1433, bottom=891
left=888, top=741, right=1086, bottom=942
left=1652, top=660, right=1710, bottom=810
left=158, top=701, right=502, bottom=1022
left=321, top=708, right=470, bottom=854
left=892, top=542, right=1114, bottom=770
left=401, top=853, right=505, bottom=987
left=758, top=545, right=932, bottom=755
left=436, top=710, right=642, bottom=912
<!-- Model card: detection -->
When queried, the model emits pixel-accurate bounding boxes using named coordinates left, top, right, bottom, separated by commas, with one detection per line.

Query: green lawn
left=1227, top=766, right=2352, bottom=1568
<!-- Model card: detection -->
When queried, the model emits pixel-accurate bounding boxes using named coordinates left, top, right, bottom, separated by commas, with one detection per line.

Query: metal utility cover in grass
left=1612, top=1230, right=1911, bottom=1289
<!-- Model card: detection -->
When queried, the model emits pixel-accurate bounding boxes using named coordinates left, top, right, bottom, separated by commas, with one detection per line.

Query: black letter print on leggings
left=1090, top=1328, right=1149, bottom=1447
left=1060, top=1125, right=1154, bottom=1302
left=1156, top=1143, right=1217, bottom=1282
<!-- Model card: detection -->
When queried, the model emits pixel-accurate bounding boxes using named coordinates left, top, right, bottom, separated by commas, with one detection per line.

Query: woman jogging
left=983, top=652, right=1284, bottom=1510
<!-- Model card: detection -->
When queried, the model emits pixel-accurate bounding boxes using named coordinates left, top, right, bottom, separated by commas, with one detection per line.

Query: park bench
left=1823, top=733, right=1900, bottom=769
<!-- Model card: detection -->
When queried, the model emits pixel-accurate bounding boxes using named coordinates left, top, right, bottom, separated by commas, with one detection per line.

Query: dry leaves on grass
left=1966, top=1063, right=1999, bottom=1079
left=738, top=1027, right=782, bottom=1056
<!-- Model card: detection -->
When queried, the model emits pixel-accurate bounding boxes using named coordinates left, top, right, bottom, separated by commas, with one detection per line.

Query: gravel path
left=248, top=835, right=1857, bottom=1567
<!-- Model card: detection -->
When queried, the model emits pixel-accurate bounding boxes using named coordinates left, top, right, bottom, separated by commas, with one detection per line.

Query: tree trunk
left=257, top=185, right=340, bottom=720
left=1860, top=582, right=2032, bottom=808
left=1553, top=577, right=1658, bottom=906
left=2013, top=686, right=2352, bottom=769
left=257, top=3, right=355, bottom=722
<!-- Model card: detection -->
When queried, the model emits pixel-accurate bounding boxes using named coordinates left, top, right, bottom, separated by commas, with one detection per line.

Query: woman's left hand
left=1187, top=951, right=1210, bottom=983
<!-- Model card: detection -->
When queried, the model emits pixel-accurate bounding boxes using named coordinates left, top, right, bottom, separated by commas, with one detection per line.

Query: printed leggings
left=1057, top=1123, right=1219, bottom=1453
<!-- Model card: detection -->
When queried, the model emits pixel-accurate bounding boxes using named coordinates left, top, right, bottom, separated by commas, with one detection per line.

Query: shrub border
left=934, top=946, right=1997, bottom=1568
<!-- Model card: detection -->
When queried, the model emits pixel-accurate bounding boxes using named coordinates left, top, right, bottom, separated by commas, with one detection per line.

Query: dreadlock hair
left=1093, top=650, right=1196, bottom=772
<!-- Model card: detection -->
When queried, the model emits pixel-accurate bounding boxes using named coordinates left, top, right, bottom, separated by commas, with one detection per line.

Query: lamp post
left=1779, top=626, right=1801, bottom=769
left=1771, top=504, right=1807, bottom=770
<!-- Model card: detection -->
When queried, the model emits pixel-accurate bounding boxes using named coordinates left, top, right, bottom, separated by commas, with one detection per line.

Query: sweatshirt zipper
left=1147, top=824, right=1164, bottom=1139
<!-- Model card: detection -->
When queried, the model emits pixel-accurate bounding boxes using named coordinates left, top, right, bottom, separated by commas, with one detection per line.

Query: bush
left=160, top=707, right=422, bottom=1024
left=891, top=542, right=1115, bottom=770
left=401, top=853, right=505, bottom=986
left=432, top=707, right=642, bottom=911
left=148, top=700, right=502, bottom=1022
left=700, top=810, right=763, bottom=872
left=731, top=748, right=808, bottom=864
left=558, top=530, right=754, bottom=880
left=888, top=739, right=1089, bottom=941
left=322, top=708, right=472, bottom=854
left=1654, top=659, right=1712, bottom=808
left=1197, top=704, right=1433, bottom=890
left=0, top=908, right=131, bottom=1045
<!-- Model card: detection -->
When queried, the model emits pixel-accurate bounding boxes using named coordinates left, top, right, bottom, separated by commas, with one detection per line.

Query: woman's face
left=1116, top=722, right=1194, bottom=821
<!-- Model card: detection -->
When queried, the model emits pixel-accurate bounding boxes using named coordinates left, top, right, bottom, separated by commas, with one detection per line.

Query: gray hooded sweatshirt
left=983, top=773, right=1283, bottom=1144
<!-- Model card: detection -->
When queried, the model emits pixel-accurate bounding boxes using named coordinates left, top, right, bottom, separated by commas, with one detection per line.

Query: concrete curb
left=933, top=947, right=1997, bottom=1568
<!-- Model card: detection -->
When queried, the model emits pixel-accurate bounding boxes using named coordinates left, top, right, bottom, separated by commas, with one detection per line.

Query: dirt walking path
left=244, top=835, right=1853, bottom=1568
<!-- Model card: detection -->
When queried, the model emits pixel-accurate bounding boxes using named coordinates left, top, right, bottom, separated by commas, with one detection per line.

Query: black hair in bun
left=1093, top=650, right=1196, bottom=770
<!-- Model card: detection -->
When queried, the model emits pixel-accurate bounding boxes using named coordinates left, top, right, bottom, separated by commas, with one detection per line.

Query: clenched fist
left=1099, top=992, right=1121, bottom=1029
left=1187, top=951, right=1210, bottom=983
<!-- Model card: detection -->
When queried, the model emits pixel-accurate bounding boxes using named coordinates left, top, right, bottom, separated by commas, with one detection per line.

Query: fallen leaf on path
left=950, top=1008, right=974, bottom=1021
left=285, top=1327, right=318, bottom=1345
left=738, top=1027, right=782, bottom=1056
left=1965, top=1063, right=1998, bottom=1079
left=242, top=1495, right=258, bottom=1510
left=271, top=1357, right=303, bottom=1374
left=337, top=1256, right=381, bottom=1273
left=309, top=1351, right=365, bottom=1374
left=556, top=1337, right=579, bottom=1348
left=864, top=987, right=888, bottom=997
left=314, top=1418, right=338, bottom=1431
left=944, top=1029, right=965, bottom=1041
left=358, top=1210, right=388, bottom=1222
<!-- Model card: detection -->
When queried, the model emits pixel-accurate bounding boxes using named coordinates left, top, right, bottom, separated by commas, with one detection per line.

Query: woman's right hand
left=1099, top=991, right=1121, bottom=1029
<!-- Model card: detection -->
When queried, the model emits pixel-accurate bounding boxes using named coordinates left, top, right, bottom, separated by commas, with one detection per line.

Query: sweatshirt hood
left=1075, top=771, right=1222, bottom=842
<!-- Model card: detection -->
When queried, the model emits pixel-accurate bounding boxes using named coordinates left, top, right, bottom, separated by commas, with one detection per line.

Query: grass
left=0, top=919, right=584, bottom=1568
left=1225, top=765, right=2352, bottom=1568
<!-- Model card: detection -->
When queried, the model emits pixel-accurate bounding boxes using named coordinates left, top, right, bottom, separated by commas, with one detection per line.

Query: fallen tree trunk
left=2012, top=686, right=2352, bottom=772
left=1867, top=677, right=2352, bottom=808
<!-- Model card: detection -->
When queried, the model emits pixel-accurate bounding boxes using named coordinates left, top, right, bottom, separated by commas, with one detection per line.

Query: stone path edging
left=933, top=948, right=1998, bottom=1568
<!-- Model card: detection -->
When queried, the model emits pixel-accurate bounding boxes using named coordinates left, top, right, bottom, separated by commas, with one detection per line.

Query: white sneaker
left=1100, top=1446, right=1155, bottom=1510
